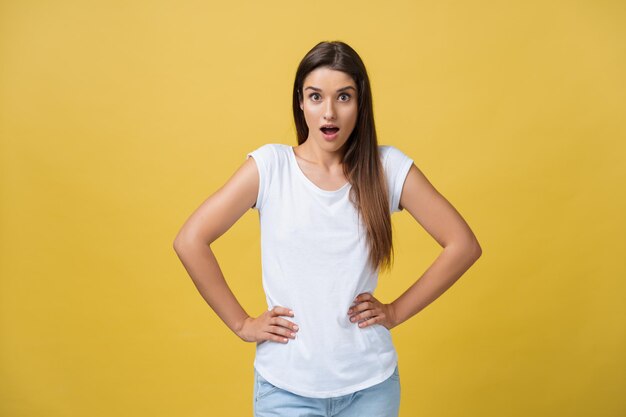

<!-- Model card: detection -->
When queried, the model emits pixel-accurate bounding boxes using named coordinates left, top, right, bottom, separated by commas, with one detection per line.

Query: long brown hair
left=292, top=41, right=395, bottom=273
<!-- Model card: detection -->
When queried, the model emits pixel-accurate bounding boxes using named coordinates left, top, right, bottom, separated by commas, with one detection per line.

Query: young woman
left=174, top=41, right=482, bottom=417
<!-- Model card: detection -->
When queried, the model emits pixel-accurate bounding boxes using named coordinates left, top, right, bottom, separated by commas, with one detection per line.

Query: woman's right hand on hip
left=236, top=306, right=299, bottom=344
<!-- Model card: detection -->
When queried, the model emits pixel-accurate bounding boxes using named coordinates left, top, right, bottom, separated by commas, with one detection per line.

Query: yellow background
left=1, top=1, right=624, bottom=416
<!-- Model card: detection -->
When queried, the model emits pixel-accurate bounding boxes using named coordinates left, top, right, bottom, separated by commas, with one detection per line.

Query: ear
left=299, top=101, right=303, bottom=111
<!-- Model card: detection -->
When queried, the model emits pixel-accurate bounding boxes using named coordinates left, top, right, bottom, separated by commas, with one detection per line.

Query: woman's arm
left=173, top=157, right=259, bottom=337
left=389, top=162, right=482, bottom=328
left=173, top=156, right=300, bottom=344
left=346, top=161, right=482, bottom=330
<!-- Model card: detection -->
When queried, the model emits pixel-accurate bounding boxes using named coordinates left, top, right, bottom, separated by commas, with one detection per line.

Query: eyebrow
left=304, top=86, right=357, bottom=93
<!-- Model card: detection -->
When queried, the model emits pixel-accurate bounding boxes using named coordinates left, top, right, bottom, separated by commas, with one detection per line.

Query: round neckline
left=288, top=146, right=351, bottom=194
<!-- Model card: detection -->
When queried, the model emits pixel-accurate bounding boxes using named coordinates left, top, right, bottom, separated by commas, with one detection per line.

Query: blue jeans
left=253, top=365, right=401, bottom=417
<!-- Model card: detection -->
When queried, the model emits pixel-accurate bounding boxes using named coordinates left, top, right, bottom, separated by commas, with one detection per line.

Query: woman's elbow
left=173, top=230, right=194, bottom=254
left=173, top=235, right=185, bottom=255
left=452, top=234, right=482, bottom=261
left=469, top=237, right=482, bottom=261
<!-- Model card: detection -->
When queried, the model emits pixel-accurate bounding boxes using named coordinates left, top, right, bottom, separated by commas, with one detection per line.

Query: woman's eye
left=308, top=93, right=351, bottom=102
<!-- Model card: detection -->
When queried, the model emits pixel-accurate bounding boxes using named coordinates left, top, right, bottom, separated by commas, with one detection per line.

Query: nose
left=323, top=99, right=336, bottom=120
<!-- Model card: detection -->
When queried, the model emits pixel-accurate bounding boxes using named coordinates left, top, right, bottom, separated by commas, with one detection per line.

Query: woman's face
left=299, top=67, right=358, bottom=153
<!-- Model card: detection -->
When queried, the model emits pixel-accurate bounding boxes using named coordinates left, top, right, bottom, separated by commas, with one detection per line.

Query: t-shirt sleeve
left=382, top=145, right=414, bottom=213
left=246, top=144, right=275, bottom=211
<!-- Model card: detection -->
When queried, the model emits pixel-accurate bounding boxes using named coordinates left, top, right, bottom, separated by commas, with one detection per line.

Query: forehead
left=303, top=67, right=356, bottom=89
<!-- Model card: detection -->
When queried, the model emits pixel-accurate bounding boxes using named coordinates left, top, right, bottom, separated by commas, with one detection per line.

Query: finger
left=276, top=317, right=299, bottom=331
left=357, top=315, right=379, bottom=328
left=355, top=293, right=372, bottom=302
left=348, top=300, right=369, bottom=316
left=269, top=317, right=300, bottom=331
left=273, top=306, right=295, bottom=317
left=269, top=316, right=298, bottom=331
left=350, top=308, right=373, bottom=323
left=268, top=325, right=297, bottom=339
left=263, top=331, right=290, bottom=344
left=352, top=294, right=372, bottom=308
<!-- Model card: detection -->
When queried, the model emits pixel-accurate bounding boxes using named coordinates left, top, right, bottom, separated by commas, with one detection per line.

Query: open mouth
left=320, top=127, right=340, bottom=135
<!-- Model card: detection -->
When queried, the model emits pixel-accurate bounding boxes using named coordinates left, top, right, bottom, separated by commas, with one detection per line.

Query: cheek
left=302, top=110, right=317, bottom=130
left=301, top=104, right=312, bottom=116
left=303, top=107, right=322, bottom=123
left=343, top=108, right=358, bottom=126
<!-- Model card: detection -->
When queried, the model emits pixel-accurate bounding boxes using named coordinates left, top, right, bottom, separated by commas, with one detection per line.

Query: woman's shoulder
left=246, top=143, right=292, bottom=172
left=378, top=144, right=414, bottom=213
left=247, top=143, right=290, bottom=158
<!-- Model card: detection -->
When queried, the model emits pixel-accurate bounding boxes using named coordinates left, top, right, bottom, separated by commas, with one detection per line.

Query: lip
left=320, top=124, right=340, bottom=141
left=321, top=130, right=339, bottom=141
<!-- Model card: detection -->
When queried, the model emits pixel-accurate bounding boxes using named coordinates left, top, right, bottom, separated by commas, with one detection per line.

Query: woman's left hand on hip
left=347, top=292, right=398, bottom=330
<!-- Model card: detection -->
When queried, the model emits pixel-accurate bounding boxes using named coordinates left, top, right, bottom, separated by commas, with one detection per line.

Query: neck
left=297, top=140, right=345, bottom=169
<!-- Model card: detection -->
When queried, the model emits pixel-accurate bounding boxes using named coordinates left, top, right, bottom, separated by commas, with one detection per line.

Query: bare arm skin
left=173, top=157, right=299, bottom=344
left=348, top=163, right=482, bottom=329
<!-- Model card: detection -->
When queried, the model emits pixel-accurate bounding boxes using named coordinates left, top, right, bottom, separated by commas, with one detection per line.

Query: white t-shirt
left=246, top=143, right=413, bottom=398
